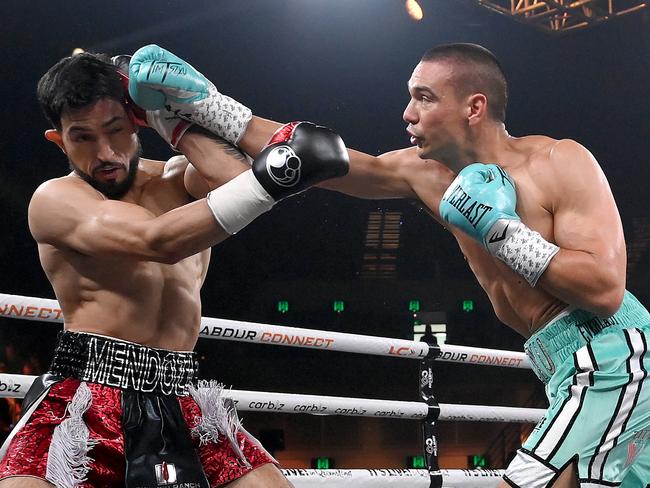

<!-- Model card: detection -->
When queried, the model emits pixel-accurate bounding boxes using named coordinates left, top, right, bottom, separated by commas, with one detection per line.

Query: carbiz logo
left=0, top=380, right=21, bottom=393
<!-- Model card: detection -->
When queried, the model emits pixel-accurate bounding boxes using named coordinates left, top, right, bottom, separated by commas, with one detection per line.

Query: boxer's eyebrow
left=68, top=125, right=92, bottom=134
left=410, top=85, right=437, bottom=99
left=68, top=116, right=123, bottom=133
left=101, top=116, right=123, bottom=128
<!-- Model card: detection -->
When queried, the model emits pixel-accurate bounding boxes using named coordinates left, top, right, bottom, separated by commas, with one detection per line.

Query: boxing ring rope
left=279, top=468, right=505, bottom=487
left=0, top=293, right=530, bottom=368
left=0, top=373, right=544, bottom=423
left=0, top=293, right=541, bottom=487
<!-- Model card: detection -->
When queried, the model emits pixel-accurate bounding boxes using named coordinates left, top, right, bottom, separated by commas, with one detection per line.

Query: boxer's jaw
left=60, top=98, right=141, bottom=199
left=68, top=143, right=141, bottom=199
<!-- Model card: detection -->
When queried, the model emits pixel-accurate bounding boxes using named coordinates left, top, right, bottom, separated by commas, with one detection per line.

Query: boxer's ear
left=44, top=130, right=67, bottom=154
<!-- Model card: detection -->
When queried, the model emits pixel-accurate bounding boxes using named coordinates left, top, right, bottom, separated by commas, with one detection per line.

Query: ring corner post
left=420, top=339, right=442, bottom=488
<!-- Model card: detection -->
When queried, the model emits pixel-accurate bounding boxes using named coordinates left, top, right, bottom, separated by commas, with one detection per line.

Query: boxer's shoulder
left=530, top=137, right=602, bottom=191
left=504, top=136, right=608, bottom=219
left=31, top=174, right=102, bottom=203
left=514, top=135, right=592, bottom=169
left=28, top=176, right=100, bottom=245
left=161, top=156, right=195, bottom=201
left=506, top=136, right=599, bottom=187
left=507, top=134, right=557, bottom=165
left=162, top=155, right=190, bottom=179
left=546, top=138, right=598, bottom=168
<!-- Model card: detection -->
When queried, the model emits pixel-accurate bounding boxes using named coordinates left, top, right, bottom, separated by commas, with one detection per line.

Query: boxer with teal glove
left=110, top=53, right=192, bottom=150
left=440, top=163, right=559, bottom=286
left=128, top=44, right=252, bottom=146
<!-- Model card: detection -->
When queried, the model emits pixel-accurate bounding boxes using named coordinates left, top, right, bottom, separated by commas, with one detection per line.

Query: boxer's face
left=403, top=60, right=469, bottom=165
left=59, top=98, right=140, bottom=198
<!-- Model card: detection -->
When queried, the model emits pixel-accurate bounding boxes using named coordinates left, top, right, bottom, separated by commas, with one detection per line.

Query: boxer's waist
left=524, top=290, right=650, bottom=384
left=48, top=330, right=199, bottom=396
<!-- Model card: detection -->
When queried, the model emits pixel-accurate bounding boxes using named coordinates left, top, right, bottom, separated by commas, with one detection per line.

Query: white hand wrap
left=206, top=170, right=274, bottom=235
left=145, top=110, right=193, bottom=150
left=487, top=220, right=560, bottom=287
left=171, top=84, right=252, bottom=146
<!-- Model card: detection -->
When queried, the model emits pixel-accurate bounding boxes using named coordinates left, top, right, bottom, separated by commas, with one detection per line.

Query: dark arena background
left=0, top=0, right=648, bottom=476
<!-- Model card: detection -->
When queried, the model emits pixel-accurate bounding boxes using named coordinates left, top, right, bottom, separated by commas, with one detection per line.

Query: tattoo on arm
left=186, top=126, right=247, bottom=161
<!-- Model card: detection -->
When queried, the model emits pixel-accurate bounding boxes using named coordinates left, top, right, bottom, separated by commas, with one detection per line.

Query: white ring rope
left=281, top=469, right=504, bottom=487
left=0, top=293, right=530, bottom=368
left=0, top=374, right=544, bottom=423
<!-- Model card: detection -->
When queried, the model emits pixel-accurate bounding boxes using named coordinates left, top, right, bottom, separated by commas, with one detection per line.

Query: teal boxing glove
left=439, top=163, right=518, bottom=245
left=111, top=53, right=192, bottom=150
left=440, top=163, right=559, bottom=286
left=128, top=44, right=252, bottom=145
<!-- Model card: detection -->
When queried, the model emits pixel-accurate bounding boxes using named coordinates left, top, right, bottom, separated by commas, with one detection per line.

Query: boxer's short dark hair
left=37, top=52, right=124, bottom=130
left=421, top=43, right=508, bottom=122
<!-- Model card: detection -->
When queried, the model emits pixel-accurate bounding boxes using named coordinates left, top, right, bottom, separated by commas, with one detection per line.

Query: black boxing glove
left=206, top=121, right=349, bottom=234
left=252, top=121, right=349, bottom=199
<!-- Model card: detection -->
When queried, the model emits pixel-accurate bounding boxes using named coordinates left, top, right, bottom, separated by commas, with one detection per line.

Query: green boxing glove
left=439, top=163, right=559, bottom=287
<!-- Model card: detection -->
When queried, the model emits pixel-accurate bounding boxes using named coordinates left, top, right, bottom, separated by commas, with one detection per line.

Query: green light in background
left=408, top=300, right=420, bottom=312
left=409, top=455, right=426, bottom=469
left=277, top=300, right=289, bottom=313
left=462, top=300, right=474, bottom=313
left=314, top=457, right=331, bottom=469
left=333, top=300, right=345, bottom=313
left=469, top=454, right=487, bottom=468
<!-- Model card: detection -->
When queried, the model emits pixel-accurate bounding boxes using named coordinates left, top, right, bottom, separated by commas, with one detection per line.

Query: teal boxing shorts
left=505, top=290, right=650, bottom=488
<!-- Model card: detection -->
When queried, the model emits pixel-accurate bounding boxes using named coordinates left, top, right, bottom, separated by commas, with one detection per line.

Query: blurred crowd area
left=0, top=338, right=45, bottom=444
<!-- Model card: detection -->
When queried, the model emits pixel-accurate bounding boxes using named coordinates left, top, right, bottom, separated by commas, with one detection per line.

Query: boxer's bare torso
left=412, top=143, right=579, bottom=336
left=26, top=98, right=232, bottom=352
left=360, top=134, right=625, bottom=338
left=31, top=158, right=209, bottom=351
left=240, top=106, right=624, bottom=340
left=233, top=58, right=622, bottom=341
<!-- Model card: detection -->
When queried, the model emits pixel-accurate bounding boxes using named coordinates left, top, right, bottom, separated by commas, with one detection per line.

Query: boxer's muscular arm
left=237, top=116, right=283, bottom=158
left=31, top=122, right=348, bottom=261
left=319, top=147, right=423, bottom=199
left=180, top=129, right=250, bottom=199
left=126, top=47, right=421, bottom=199
left=537, top=140, right=626, bottom=316
left=28, top=179, right=229, bottom=264
left=240, top=116, right=422, bottom=199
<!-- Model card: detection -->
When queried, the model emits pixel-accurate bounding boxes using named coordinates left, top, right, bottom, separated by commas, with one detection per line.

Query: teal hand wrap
left=128, top=44, right=210, bottom=110
left=439, top=163, right=519, bottom=246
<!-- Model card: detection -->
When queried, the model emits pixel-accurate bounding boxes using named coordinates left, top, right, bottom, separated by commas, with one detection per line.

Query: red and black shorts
left=0, top=331, right=276, bottom=487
